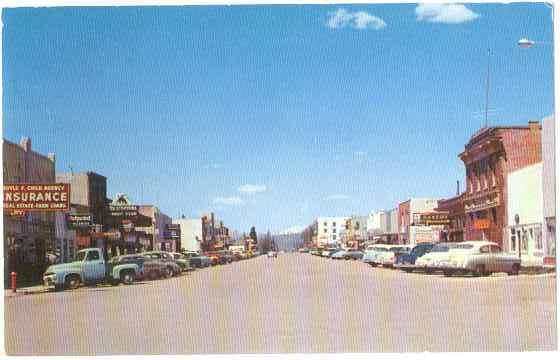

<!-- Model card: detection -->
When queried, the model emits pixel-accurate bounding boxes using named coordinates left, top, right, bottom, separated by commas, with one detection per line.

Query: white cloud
left=213, top=196, right=244, bottom=206
left=237, top=184, right=267, bottom=194
left=324, top=194, right=350, bottom=201
left=326, top=8, right=386, bottom=30
left=415, top=3, right=480, bottom=24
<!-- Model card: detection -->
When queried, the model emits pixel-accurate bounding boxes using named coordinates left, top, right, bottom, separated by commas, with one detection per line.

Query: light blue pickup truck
left=43, top=248, right=142, bottom=291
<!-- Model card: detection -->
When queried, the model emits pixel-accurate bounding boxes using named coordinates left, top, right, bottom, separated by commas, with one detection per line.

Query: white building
left=367, top=211, right=384, bottom=236
left=315, top=216, right=350, bottom=247
left=399, top=198, right=441, bottom=245
left=506, top=162, right=544, bottom=267
left=542, top=116, right=555, bottom=263
left=173, top=218, right=203, bottom=252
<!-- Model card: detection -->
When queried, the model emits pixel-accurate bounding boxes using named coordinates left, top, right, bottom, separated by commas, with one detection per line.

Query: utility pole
left=484, top=48, right=491, bottom=128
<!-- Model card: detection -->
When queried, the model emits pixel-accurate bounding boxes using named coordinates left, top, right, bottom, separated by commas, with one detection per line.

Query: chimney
left=20, top=137, right=31, bottom=152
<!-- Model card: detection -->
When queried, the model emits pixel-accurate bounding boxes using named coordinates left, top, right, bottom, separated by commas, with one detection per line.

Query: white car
left=267, top=251, right=277, bottom=258
left=438, top=241, right=521, bottom=277
left=377, top=245, right=413, bottom=267
left=415, top=243, right=462, bottom=273
left=362, top=244, right=394, bottom=267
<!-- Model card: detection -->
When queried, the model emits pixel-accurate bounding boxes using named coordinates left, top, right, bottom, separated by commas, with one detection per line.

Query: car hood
left=45, top=261, right=82, bottom=274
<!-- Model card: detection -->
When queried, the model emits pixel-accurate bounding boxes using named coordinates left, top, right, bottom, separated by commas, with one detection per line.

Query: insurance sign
left=3, top=183, right=70, bottom=212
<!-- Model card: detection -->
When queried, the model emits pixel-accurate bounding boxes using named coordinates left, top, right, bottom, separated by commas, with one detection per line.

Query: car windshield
left=75, top=251, right=87, bottom=261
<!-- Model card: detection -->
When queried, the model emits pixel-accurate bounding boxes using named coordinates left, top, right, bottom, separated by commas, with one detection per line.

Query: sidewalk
left=4, top=285, right=49, bottom=298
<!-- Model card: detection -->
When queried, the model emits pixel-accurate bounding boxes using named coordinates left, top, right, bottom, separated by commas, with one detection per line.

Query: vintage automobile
left=43, top=248, right=142, bottom=291
left=331, top=249, right=364, bottom=260
left=182, top=251, right=212, bottom=268
left=437, top=241, right=522, bottom=277
left=362, top=244, right=394, bottom=267
left=143, top=251, right=182, bottom=277
left=377, top=245, right=413, bottom=267
left=267, top=251, right=278, bottom=258
left=414, top=242, right=461, bottom=273
left=394, top=243, right=435, bottom=272
left=170, top=252, right=194, bottom=272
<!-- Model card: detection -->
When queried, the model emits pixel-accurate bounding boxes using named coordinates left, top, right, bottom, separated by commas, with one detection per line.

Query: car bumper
left=43, top=274, right=57, bottom=288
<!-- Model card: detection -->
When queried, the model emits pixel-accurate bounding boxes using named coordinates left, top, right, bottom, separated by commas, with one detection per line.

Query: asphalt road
left=4, top=253, right=557, bottom=355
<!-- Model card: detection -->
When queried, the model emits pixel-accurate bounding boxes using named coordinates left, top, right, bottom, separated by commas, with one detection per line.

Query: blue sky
left=2, top=4, right=554, bottom=234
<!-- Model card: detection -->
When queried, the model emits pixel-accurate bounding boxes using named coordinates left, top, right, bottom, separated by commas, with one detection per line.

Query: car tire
left=164, top=267, right=173, bottom=278
left=65, top=275, right=81, bottom=290
left=110, top=278, right=120, bottom=286
left=121, top=271, right=136, bottom=285
left=508, top=263, right=521, bottom=276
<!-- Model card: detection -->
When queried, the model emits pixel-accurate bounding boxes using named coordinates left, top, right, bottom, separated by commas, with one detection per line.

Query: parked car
left=321, top=247, right=338, bottom=257
left=362, top=244, right=394, bottom=267
left=205, top=251, right=232, bottom=265
left=183, top=252, right=212, bottom=268
left=437, top=241, right=522, bottom=277
left=267, top=251, right=277, bottom=258
left=377, top=245, right=413, bottom=267
left=43, top=248, right=142, bottom=291
left=143, top=251, right=182, bottom=277
left=414, top=243, right=461, bottom=273
left=395, top=243, right=436, bottom=272
left=170, top=252, right=194, bottom=272
left=331, top=249, right=364, bottom=260
left=298, top=248, right=310, bottom=253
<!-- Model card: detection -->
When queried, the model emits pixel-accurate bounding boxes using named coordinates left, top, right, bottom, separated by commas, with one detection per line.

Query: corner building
left=459, top=122, right=542, bottom=248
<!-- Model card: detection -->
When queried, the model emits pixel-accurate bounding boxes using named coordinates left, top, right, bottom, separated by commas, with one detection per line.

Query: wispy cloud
left=213, top=196, right=244, bottom=206
left=238, top=184, right=267, bottom=194
left=324, top=194, right=350, bottom=201
left=326, top=8, right=386, bottom=30
left=415, top=4, right=480, bottom=24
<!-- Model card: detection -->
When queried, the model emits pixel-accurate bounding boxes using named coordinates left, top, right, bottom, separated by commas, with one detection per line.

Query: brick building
left=435, top=193, right=466, bottom=242
left=3, top=137, right=56, bottom=287
left=459, top=122, right=542, bottom=248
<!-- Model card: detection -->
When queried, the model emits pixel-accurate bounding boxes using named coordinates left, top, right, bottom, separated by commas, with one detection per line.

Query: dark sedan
left=394, top=243, right=435, bottom=272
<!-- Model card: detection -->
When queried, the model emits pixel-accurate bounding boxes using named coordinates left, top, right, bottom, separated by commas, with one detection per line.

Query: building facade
left=173, top=218, right=203, bottom=252
left=136, top=206, right=173, bottom=251
left=3, top=137, right=56, bottom=287
left=506, top=162, right=544, bottom=266
left=343, top=215, right=368, bottom=248
left=459, top=122, right=542, bottom=248
left=315, top=216, right=350, bottom=247
left=541, top=116, right=556, bottom=263
left=435, top=193, right=466, bottom=242
left=398, top=198, right=439, bottom=245
left=56, top=172, right=107, bottom=227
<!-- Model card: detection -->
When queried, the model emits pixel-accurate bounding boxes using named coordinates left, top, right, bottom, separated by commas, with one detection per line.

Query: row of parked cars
left=43, top=247, right=258, bottom=291
left=307, top=240, right=523, bottom=277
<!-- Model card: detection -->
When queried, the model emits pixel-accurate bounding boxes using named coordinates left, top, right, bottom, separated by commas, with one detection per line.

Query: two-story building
left=459, top=121, right=542, bottom=248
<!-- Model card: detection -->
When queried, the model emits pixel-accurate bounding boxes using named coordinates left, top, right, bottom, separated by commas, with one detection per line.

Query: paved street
left=4, top=253, right=557, bottom=355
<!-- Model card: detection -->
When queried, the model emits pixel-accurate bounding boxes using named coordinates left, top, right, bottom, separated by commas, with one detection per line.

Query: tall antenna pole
left=484, top=48, right=491, bottom=128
